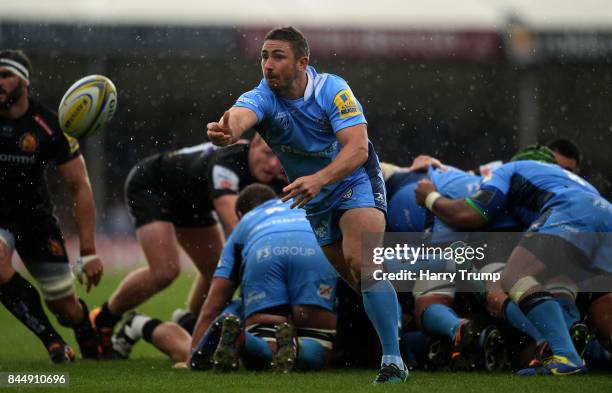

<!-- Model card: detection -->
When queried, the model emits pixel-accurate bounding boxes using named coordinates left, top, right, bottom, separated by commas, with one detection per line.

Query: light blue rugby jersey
left=234, top=66, right=370, bottom=211
left=476, top=161, right=600, bottom=226
left=214, top=199, right=315, bottom=280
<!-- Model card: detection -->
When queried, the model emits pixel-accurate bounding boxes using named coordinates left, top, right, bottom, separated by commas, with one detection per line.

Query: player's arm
left=283, top=124, right=368, bottom=208
left=57, top=155, right=103, bottom=291
left=319, top=124, right=369, bottom=184
left=415, top=179, right=487, bottom=229
left=213, top=195, right=239, bottom=233
left=190, top=277, right=236, bottom=349
left=207, top=107, right=258, bottom=147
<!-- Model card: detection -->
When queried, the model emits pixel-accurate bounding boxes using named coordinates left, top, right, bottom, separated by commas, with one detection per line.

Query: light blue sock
left=554, top=298, right=580, bottom=329
left=296, top=338, right=327, bottom=371
left=504, top=301, right=545, bottom=345
left=242, top=332, right=272, bottom=370
left=362, top=280, right=403, bottom=369
left=526, top=300, right=583, bottom=365
left=421, top=304, right=462, bottom=340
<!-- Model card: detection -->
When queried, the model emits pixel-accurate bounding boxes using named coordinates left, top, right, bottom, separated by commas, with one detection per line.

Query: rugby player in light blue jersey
left=386, top=162, right=542, bottom=370
left=191, top=184, right=338, bottom=372
left=415, top=146, right=612, bottom=376
left=206, top=27, right=406, bottom=383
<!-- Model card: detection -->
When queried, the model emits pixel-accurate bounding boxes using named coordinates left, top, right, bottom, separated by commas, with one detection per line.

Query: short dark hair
left=235, top=184, right=277, bottom=216
left=0, top=49, right=32, bottom=75
left=264, top=26, right=310, bottom=58
left=547, top=138, right=581, bottom=164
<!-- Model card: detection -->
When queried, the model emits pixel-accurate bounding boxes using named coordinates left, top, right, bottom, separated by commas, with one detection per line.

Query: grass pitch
left=1, top=271, right=610, bottom=392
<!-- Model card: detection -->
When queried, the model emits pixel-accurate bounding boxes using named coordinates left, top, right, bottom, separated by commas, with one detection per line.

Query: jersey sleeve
left=465, top=165, right=512, bottom=220
left=233, top=85, right=271, bottom=124
left=52, top=132, right=81, bottom=165
left=321, top=76, right=367, bottom=133
left=207, top=148, right=248, bottom=200
left=38, top=110, right=80, bottom=165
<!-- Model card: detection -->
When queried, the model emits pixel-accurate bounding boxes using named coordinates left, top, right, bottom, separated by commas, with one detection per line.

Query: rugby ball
left=58, top=75, right=117, bottom=138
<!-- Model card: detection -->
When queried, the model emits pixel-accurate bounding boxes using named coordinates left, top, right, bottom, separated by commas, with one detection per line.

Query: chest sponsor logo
left=212, top=165, right=240, bottom=192
left=19, top=132, right=39, bottom=153
left=0, top=154, right=36, bottom=164
left=333, top=89, right=362, bottom=119
left=278, top=142, right=338, bottom=158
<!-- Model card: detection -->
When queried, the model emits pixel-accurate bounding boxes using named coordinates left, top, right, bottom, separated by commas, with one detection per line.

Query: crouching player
left=112, top=184, right=338, bottom=372
left=192, top=184, right=338, bottom=372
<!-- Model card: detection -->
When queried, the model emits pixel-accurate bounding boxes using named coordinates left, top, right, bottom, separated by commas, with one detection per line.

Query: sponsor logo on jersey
left=212, top=165, right=240, bottom=191
left=19, top=132, right=39, bottom=153
left=256, top=247, right=271, bottom=261
left=333, top=89, right=361, bottom=119
left=0, top=154, right=36, bottom=164
left=279, top=143, right=337, bottom=158
left=48, top=238, right=65, bottom=257
left=245, top=291, right=267, bottom=306
left=318, top=284, right=333, bottom=300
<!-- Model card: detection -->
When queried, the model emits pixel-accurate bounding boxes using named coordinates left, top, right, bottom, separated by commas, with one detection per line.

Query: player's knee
left=500, top=271, right=518, bottom=294
left=152, top=267, right=179, bottom=290
left=506, top=276, right=540, bottom=303
left=36, top=273, right=75, bottom=302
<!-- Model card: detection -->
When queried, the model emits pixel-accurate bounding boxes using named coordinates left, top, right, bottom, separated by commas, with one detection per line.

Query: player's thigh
left=15, top=220, right=74, bottom=301
left=0, top=227, right=16, bottom=283
left=176, top=224, right=225, bottom=276
left=500, top=245, right=547, bottom=293
left=292, top=305, right=337, bottom=331
left=136, top=221, right=181, bottom=272
left=338, top=207, right=385, bottom=269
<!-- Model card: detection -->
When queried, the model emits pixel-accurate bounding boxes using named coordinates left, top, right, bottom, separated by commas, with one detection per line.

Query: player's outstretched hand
left=73, top=256, right=103, bottom=293
left=282, top=173, right=325, bottom=209
left=415, top=179, right=437, bottom=206
left=207, top=111, right=234, bottom=146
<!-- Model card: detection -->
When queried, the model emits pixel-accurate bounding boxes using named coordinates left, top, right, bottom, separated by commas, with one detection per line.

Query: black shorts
left=0, top=212, right=70, bottom=276
left=124, top=157, right=216, bottom=229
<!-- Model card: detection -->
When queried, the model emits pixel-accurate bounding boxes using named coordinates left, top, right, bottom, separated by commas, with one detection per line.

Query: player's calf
left=0, top=272, right=68, bottom=358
